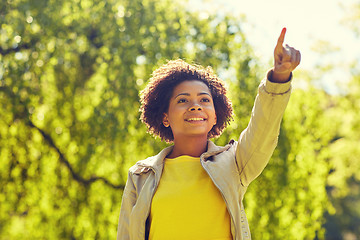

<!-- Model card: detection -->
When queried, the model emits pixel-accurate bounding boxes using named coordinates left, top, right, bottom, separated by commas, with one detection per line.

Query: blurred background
left=0, top=0, right=359, bottom=239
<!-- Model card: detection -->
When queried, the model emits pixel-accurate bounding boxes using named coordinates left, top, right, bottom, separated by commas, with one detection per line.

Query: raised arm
left=236, top=28, right=301, bottom=186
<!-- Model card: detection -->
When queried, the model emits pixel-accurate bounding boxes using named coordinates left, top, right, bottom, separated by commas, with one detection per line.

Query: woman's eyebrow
left=198, top=92, right=211, bottom=97
left=174, top=92, right=211, bottom=99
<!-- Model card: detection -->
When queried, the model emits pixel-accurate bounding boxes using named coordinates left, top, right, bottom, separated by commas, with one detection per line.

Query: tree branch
left=28, top=120, right=125, bottom=189
left=0, top=86, right=125, bottom=189
left=0, top=42, right=33, bottom=56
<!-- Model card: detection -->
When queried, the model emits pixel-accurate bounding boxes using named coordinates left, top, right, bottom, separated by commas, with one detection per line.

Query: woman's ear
left=163, top=113, right=170, bottom=127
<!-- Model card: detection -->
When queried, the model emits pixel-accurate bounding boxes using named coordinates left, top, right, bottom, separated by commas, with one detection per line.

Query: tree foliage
left=0, top=0, right=253, bottom=238
left=323, top=66, right=360, bottom=239
left=1, top=0, right=359, bottom=239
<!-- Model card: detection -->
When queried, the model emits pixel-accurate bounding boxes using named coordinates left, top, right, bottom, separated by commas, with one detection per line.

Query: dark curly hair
left=139, top=59, right=233, bottom=142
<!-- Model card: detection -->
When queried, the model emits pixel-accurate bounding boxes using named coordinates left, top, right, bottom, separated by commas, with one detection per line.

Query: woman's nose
left=189, top=104, right=202, bottom=111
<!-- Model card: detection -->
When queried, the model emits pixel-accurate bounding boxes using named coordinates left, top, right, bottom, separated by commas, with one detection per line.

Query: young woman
left=117, top=28, right=301, bottom=240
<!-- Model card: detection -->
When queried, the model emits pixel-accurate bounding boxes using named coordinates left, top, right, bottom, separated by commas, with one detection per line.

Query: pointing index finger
left=276, top=27, right=286, bottom=47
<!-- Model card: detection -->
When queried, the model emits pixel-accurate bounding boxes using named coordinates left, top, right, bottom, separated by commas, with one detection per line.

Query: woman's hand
left=272, top=28, right=301, bottom=83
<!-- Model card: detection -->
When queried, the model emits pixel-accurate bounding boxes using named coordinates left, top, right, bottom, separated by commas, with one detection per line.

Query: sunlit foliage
left=0, top=0, right=253, bottom=238
left=1, top=0, right=359, bottom=239
left=323, top=66, right=360, bottom=239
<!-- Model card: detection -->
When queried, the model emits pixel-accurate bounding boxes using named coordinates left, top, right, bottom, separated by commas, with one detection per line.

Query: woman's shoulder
left=128, top=158, right=155, bottom=175
left=128, top=145, right=173, bottom=175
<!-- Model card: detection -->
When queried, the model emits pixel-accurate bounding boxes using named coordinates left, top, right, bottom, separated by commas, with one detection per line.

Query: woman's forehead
left=172, top=80, right=211, bottom=97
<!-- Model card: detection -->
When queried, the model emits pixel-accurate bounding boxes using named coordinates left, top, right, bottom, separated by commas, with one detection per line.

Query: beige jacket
left=117, top=71, right=292, bottom=240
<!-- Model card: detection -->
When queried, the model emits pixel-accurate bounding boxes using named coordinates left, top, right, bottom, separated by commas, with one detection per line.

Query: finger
left=285, top=44, right=294, bottom=52
left=274, top=62, right=292, bottom=75
left=280, top=62, right=292, bottom=70
left=295, top=50, right=301, bottom=67
left=283, top=44, right=292, bottom=61
left=291, top=49, right=297, bottom=68
left=276, top=27, right=286, bottom=50
left=286, top=45, right=296, bottom=65
left=287, top=45, right=301, bottom=68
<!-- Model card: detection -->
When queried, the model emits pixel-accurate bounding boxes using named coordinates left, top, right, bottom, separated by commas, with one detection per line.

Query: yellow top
left=149, top=155, right=232, bottom=240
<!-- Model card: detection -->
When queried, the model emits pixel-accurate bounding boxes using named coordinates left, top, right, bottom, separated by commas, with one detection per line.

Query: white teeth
left=187, top=118, right=205, bottom=121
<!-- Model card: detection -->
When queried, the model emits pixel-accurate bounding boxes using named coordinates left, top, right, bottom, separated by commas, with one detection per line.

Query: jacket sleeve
left=236, top=70, right=291, bottom=186
left=117, top=171, right=137, bottom=240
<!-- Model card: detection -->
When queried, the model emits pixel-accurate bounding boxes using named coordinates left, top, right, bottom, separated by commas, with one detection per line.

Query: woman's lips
left=185, top=117, right=206, bottom=122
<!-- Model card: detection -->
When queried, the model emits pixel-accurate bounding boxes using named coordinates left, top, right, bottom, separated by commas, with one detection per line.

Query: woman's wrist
left=270, top=69, right=291, bottom=83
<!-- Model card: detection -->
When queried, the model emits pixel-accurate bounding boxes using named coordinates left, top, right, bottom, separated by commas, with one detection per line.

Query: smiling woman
left=139, top=59, right=233, bottom=143
left=163, top=80, right=218, bottom=158
left=117, top=28, right=300, bottom=239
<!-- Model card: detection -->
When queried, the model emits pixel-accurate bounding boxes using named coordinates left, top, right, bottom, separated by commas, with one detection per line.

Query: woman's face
left=163, top=80, right=217, bottom=141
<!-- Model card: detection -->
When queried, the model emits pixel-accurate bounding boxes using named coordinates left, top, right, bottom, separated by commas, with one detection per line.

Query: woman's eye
left=201, top=98, right=210, bottom=102
left=177, top=99, right=187, bottom=103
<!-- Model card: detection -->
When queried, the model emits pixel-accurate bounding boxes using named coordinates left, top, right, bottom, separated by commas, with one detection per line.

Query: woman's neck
left=167, top=136, right=208, bottom=159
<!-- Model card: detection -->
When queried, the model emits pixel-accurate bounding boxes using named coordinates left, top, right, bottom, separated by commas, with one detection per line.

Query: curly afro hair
left=139, top=59, right=233, bottom=143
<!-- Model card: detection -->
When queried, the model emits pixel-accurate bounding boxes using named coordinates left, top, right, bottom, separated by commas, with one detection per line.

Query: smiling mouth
left=185, top=118, right=206, bottom=122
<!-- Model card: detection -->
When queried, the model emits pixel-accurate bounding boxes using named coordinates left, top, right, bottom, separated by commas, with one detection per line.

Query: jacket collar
left=201, top=140, right=232, bottom=161
left=135, top=145, right=173, bottom=174
left=135, top=140, right=233, bottom=174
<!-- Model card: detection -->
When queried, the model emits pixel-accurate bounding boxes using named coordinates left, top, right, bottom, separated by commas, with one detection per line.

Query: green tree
left=324, top=65, right=360, bottom=239
left=0, top=0, right=254, bottom=238
left=1, top=0, right=341, bottom=239
left=311, top=2, right=360, bottom=238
